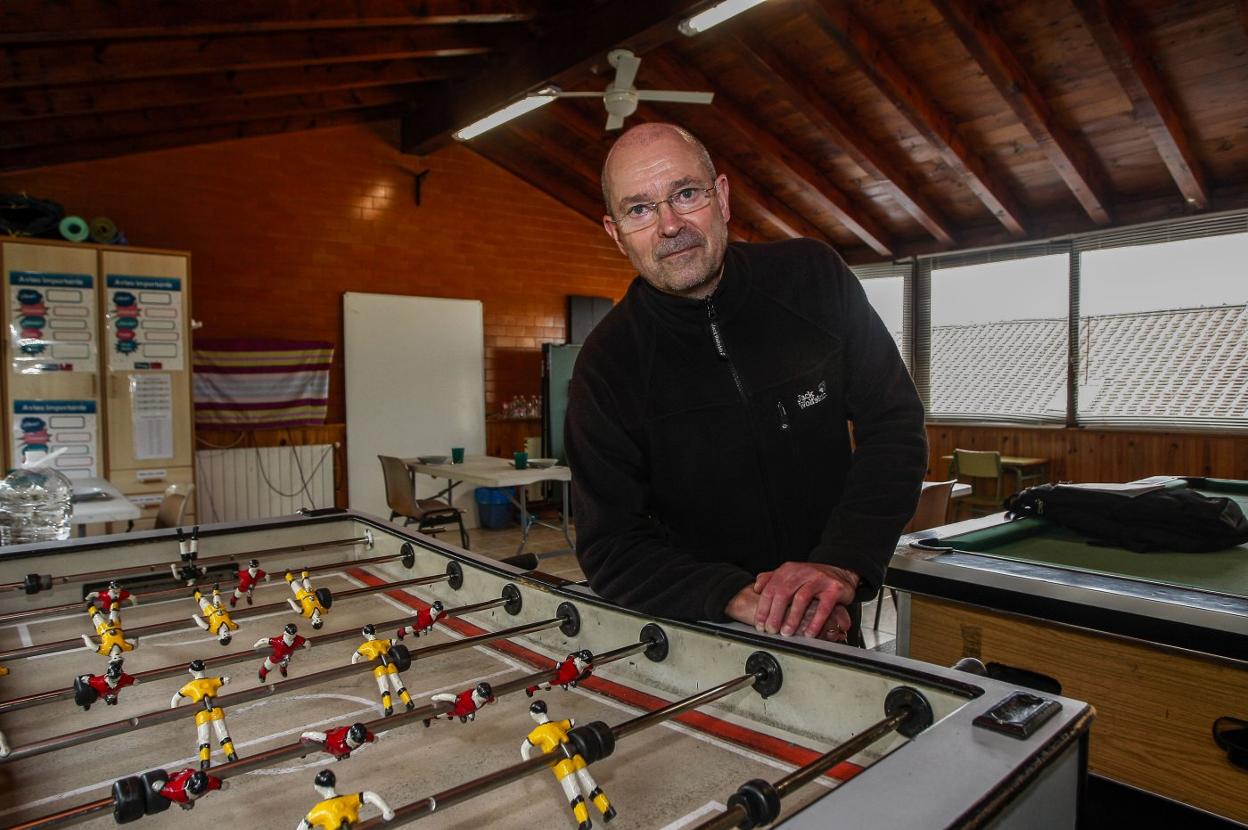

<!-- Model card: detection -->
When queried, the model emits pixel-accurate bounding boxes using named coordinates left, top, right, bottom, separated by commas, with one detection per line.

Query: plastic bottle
left=0, top=448, right=73, bottom=545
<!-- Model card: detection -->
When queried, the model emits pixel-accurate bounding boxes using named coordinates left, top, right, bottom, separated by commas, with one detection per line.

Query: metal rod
left=1, top=798, right=112, bottom=830
left=353, top=670, right=761, bottom=829
left=0, top=614, right=566, bottom=763
left=688, top=709, right=910, bottom=830
left=0, top=534, right=372, bottom=593
left=0, top=549, right=409, bottom=626
left=0, top=571, right=450, bottom=662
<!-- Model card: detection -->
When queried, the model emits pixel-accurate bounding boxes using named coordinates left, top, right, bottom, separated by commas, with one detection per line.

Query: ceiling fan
left=551, top=49, right=715, bottom=130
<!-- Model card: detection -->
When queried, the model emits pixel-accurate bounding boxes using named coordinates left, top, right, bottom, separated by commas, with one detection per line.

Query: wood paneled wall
left=927, top=423, right=1248, bottom=483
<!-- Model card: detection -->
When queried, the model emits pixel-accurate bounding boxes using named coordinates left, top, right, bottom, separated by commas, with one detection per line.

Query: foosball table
left=0, top=510, right=1092, bottom=829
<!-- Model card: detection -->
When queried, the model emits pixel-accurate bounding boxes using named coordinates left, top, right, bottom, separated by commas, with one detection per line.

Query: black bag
left=1004, top=481, right=1248, bottom=553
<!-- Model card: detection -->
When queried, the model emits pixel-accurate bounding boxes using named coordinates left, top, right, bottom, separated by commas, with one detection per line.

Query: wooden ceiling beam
left=0, top=27, right=509, bottom=89
left=805, top=0, right=1028, bottom=237
left=399, top=0, right=705, bottom=155
left=470, top=132, right=610, bottom=229
left=645, top=48, right=894, bottom=257
left=1, top=57, right=483, bottom=123
left=0, top=105, right=401, bottom=172
left=730, top=30, right=955, bottom=246
left=506, top=121, right=605, bottom=197
left=0, top=1, right=543, bottom=43
left=1, top=88, right=408, bottom=150
left=1072, top=0, right=1210, bottom=209
left=931, top=0, right=1113, bottom=225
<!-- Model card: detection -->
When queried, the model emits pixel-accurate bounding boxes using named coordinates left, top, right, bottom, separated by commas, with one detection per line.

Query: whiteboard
left=344, top=293, right=485, bottom=524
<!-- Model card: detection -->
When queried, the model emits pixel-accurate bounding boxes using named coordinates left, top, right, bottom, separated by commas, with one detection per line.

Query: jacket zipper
left=706, top=298, right=747, bottom=401
left=706, top=296, right=787, bottom=557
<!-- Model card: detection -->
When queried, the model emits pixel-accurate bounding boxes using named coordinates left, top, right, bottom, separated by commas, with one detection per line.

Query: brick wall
left=0, top=121, right=636, bottom=422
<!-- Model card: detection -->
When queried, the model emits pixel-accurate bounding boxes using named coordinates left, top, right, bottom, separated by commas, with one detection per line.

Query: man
left=566, top=123, right=927, bottom=644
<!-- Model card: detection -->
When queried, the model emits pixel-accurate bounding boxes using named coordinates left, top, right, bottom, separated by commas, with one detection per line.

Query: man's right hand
left=725, top=583, right=850, bottom=643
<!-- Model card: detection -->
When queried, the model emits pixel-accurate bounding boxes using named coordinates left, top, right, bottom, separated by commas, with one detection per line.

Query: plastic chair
left=153, top=484, right=194, bottom=529
left=950, top=449, right=1006, bottom=518
left=378, top=455, right=469, bottom=548
left=874, top=480, right=957, bottom=630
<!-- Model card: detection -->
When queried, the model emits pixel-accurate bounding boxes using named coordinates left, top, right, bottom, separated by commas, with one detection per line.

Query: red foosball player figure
left=352, top=624, right=414, bottom=715
left=74, top=657, right=136, bottom=710
left=527, top=649, right=594, bottom=697
left=231, top=559, right=267, bottom=607
left=170, top=659, right=238, bottom=769
left=82, top=605, right=135, bottom=659
left=297, top=769, right=394, bottom=830
left=286, top=571, right=329, bottom=630
left=192, top=586, right=239, bottom=645
left=424, top=681, right=495, bottom=726
left=395, top=601, right=445, bottom=640
left=522, top=700, right=617, bottom=830
left=155, top=768, right=224, bottom=811
left=301, top=722, right=376, bottom=761
left=255, top=623, right=310, bottom=682
left=86, top=581, right=137, bottom=616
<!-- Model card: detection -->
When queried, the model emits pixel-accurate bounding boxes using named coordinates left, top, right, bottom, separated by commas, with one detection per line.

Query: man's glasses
left=612, top=184, right=719, bottom=233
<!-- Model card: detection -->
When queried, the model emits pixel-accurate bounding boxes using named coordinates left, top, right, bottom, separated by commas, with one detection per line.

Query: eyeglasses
left=612, top=184, right=719, bottom=233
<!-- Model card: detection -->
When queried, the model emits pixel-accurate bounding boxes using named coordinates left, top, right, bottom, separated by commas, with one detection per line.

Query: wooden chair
left=874, top=480, right=957, bottom=630
left=153, top=484, right=194, bottom=529
left=378, top=455, right=469, bottom=548
left=950, top=449, right=1006, bottom=519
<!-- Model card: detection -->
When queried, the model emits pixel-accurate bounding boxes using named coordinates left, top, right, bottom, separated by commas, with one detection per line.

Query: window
left=928, top=254, right=1068, bottom=423
left=853, top=262, right=908, bottom=366
left=1077, top=232, right=1248, bottom=428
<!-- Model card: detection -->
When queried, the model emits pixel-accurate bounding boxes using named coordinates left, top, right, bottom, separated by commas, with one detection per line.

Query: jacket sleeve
left=566, top=357, right=754, bottom=622
left=806, top=252, right=928, bottom=601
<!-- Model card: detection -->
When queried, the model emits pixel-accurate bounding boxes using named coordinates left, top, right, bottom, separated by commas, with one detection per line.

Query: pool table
left=887, top=477, right=1248, bottom=825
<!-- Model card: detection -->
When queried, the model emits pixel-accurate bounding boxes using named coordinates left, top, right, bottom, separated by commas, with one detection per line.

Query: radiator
left=195, top=444, right=336, bottom=523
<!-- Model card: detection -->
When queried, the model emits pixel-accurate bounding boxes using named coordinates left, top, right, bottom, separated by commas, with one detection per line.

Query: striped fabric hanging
left=193, top=338, right=333, bottom=428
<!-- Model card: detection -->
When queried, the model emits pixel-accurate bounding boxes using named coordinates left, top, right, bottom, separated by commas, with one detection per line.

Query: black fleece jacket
left=566, top=239, right=927, bottom=622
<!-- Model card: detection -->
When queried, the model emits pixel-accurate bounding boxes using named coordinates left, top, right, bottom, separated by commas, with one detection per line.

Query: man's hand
left=753, top=563, right=859, bottom=639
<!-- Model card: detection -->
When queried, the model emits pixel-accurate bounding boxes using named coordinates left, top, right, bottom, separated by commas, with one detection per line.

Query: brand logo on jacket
left=797, top=381, right=827, bottom=410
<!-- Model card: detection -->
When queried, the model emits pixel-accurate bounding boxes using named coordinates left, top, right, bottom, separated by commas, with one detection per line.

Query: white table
left=70, top=477, right=140, bottom=535
left=404, top=455, right=573, bottom=555
left=935, top=481, right=973, bottom=499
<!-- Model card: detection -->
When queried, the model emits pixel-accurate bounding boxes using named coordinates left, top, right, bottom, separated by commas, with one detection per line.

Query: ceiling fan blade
left=605, top=112, right=626, bottom=131
left=635, top=90, right=715, bottom=104
left=610, top=50, right=641, bottom=91
left=549, top=91, right=606, bottom=98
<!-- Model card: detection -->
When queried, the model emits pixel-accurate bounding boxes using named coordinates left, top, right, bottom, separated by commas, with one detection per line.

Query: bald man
left=565, top=123, right=927, bottom=645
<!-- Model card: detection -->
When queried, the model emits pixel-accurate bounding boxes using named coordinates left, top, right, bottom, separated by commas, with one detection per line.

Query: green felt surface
left=932, top=480, right=1248, bottom=599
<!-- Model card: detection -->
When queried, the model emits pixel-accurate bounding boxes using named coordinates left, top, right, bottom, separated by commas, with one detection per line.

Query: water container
left=0, top=450, right=73, bottom=545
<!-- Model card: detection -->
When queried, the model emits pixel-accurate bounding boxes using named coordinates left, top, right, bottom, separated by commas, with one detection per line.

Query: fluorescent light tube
left=678, top=0, right=769, bottom=36
left=453, top=87, right=559, bottom=141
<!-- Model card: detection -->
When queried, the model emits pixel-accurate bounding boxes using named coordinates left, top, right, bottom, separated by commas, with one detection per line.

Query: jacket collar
left=632, top=243, right=751, bottom=326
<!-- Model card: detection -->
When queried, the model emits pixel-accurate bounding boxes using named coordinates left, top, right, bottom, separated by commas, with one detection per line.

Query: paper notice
left=130, top=374, right=173, bottom=460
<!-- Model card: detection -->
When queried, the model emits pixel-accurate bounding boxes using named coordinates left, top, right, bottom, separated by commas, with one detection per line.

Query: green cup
left=513, top=451, right=528, bottom=470
left=451, top=447, right=464, bottom=464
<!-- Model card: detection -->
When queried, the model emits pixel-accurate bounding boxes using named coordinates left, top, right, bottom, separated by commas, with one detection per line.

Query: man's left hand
left=753, top=563, right=859, bottom=639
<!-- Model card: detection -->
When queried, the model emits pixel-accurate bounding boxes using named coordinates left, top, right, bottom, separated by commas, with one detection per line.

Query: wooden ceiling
left=4, top=0, right=1247, bottom=264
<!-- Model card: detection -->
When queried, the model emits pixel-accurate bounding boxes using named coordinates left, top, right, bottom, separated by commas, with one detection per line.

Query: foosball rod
left=0, top=548, right=417, bottom=626
left=5, top=634, right=658, bottom=830
left=0, top=593, right=506, bottom=714
left=353, top=661, right=774, bottom=828
left=0, top=608, right=571, bottom=764
left=0, top=569, right=453, bottom=662
left=0, top=531, right=375, bottom=594
left=688, top=703, right=927, bottom=830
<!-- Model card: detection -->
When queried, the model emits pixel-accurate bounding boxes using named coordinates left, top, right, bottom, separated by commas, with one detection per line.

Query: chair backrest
left=905, top=480, right=957, bottom=533
left=378, top=455, right=418, bottom=516
left=154, top=483, right=193, bottom=529
left=953, top=449, right=1002, bottom=479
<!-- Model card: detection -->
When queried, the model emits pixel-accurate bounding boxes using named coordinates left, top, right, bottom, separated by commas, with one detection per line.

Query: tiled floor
left=447, top=518, right=900, bottom=652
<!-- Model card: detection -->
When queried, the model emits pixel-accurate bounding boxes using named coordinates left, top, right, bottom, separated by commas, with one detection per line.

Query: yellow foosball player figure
left=0, top=664, right=8, bottom=678
left=192, top=586, right=240, bottom=645
left=297, top=769, right=394, bottom=830
left=285, top=571, right=331, bottom=630
left=521, top=700, right=616, bottom=830
left=171, top=659, right=238, bottom=769
left=81, top=604, right=136, bottom=659
left=351, top=624, right=414, bottom=716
